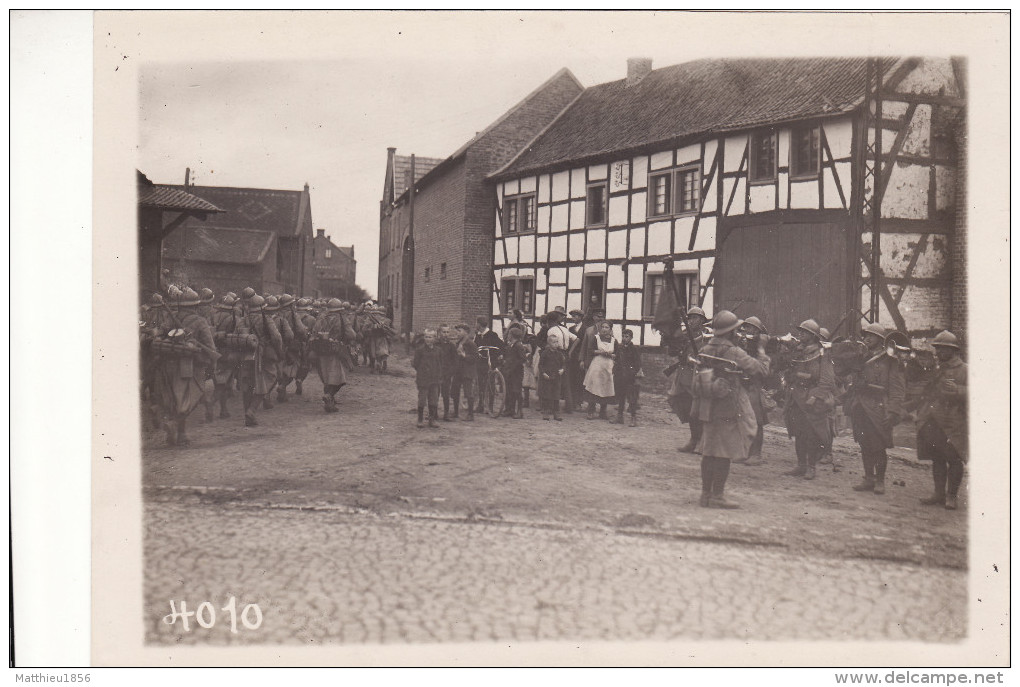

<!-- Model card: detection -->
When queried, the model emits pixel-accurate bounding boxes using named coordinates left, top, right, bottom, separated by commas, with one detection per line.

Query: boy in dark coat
left=412, top=328, right=443, bottom=428
left=451, top=323, right=478, bottom=421
left=539, top=329, right=567, bottom=420
left=437, top=324, right=459, bottom=421
left=611, top=329, right=643, bottom=426
left=500, top=326, right=528, bottom=419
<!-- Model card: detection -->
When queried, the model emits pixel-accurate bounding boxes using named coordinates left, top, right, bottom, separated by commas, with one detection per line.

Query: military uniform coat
left=156, top=309, right=219, bottom=417
left=783, top=343, right=837, bottom=442
left=846, top=350, right=906, bottom=448
left=312, top=312, right=356, bottom=387
left=691, top=337, right=766, bottom=460
left=916, top=356, right=968, bottom=461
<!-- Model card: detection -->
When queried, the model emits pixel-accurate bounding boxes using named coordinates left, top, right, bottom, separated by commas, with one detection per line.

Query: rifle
left=156, top=300, right=220, bottom=361
left=663, top=257, right=700, bottom=356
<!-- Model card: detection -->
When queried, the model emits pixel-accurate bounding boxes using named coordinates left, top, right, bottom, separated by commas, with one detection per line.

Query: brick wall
left=951, top=114, right=967, bottom=341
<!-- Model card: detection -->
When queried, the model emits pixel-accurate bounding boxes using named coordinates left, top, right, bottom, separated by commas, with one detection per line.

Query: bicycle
left=475, top=345, right=506, bottom=418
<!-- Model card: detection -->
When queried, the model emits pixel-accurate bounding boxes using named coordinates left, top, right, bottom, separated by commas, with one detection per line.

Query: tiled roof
left=336, top=245, right=355, bottom=259
left=139, top=184, right=223, bottom=213
left=392, top=155, right=444, bottom=195
left=161, top=226, right=275, bottom=265
left=163, top=184, right=306, bottom=236
left=493, top=57, right=898, bottom=179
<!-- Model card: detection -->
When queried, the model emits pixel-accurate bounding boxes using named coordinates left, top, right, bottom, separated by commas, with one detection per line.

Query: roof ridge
left=486, top=87, right=587, bottom=181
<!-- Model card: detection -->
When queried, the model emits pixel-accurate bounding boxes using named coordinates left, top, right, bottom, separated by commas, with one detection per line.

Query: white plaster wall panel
left=824, top=118, right=854, bottom=159
left=882, top=100, right=910, bottom=121
left=703, top=139, right=718, bottom=172
left=676, top=257, right=698, bottom=272
left=778, top=129, right=790, bottom=168
left=494, top=240, right=505, bottom=266
left=589, top=163, right=608, bottom=181
left=824, top=167, right=845, bottom=209
left=504, top=179, right=519, bottom=197
left=493, top=268, right=503, bottom=285
left=901, top=105, right=932, bottom=157
left=495, top=206, right=503, bottom=237
left=520, top=175, right=537, bottom=194
left=935, top=165, right=955, bottom=211
left=835, top=162, right=852, bottom=202
left=607, top=264, right=626, bottom=290
left=570, top=168, right=586, bottom=198
left=907, top=234, right=949, bottom=279
left=701, top=284, right=714, bottom=315
left=723, top=179, right=736, bottom=212
left=568, top=266, right=584, bottom=290
left=789, top=181, right=817, bottom=210
left=569, top=232, right=585, bottom=261
left=868, top=127, right=896, bottom=155
left=537, top=264, right=548, bottom=290
left=627, top=263, right=644, bottom=287
left=728, top=179, right=746, bottom=215
left=646, top=260, right=665, bottom=273
left=492, top=292, right=502, bottom=316
left=644, top=324, right=661, bottom=347
left=519, top=234, right=536, bottom=264
left=504, top=235, right=520, bottom=264
left=647, top=221, right=671, bottom=256
left=701, top=174, right=717, bottom=214
left=778, top=172, right=789, bottom=209
left=549, top=266, right=567, bottom=284
left=880, top=233, right=920, bottom=277
left=547, top=285, right=566, bottom=311
left=496, top=183, right=504, bottom=205
left=569, top=200, right=585, bottom=230
left=537, top=204, right=551, bottom=234
left=551, top=171, right=570, bottom=202
left=650, top=150, right=672, bottom=171
left=677, top=143, right=700, bottom=165
left=549, top=235, right=568, bottom=262
left=534, top=292, right=546, bottom=317
left=629, top=226, right=647, bottom=258
left=565, top=290, right=581, bottom=313
left=606, top=292, right=625, bottom=322
left=750, top=184, right=777, bottom=212
left=536, top=236, right=549, bottom=265
left=630, top=192, right=647, bottom=225
left=896, top=58, right=956, bottom=96
left=693, top=216, right=716, bottom=253
left=551, top=203, right=569, bottom=232
left=699, top=256, right=715, bottom=287
left=885, top=163, right=930, bottom=219
left=587, top=261, right=608, bottom=275
left=608, top=194, right=629, bottom=227
left=609, top=160, right=630, bottom=192
left=631, top=155, right=648, bottom=189
left=586, top=229, right=607, bottom=261
left=625, top=291, right=644, bottom=322
left=538, top=174, right=551, bottom=203
left=674, top=215, right=695, bottom=250
left=607, top=229, right=628, bottom=260
left=725, top=135, right=747, bottom=172
left=612, top=323, right=626, bottom=341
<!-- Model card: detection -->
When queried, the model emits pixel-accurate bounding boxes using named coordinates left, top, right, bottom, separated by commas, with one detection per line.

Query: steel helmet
left=149, top=293, right=164, bottom=306
left=264, top=296, right=281, bottom=312
left=198, top=287, right=215, bottom=304
left=173, top=287, right=201, bottom=307
left=743, top=315, right=766, bottom=333
left=225, top=291, right=238, bottom=300
left=326, top=298, right=344, bottom=312
left=241, top=287, right=257, bottom=300
left=295, top=298, right=312, bottom=311
left=712, top=310, right=743, bottom=336
left=215, top=295, right=236, bottom=310
left=279, top=294, right=295, bottom=308
left=861, top=322, right=888, bottom=340
left=818, top=327, right=831, bottom=342
left=931, top=330, right=961, bottom=349
left=248, top=295, right=266, bottom=309
left=687, top=306, right=707, bottom=319
left=797, top=319, right=822, bottom=339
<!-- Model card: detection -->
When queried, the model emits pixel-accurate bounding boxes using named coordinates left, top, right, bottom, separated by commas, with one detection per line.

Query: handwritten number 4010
left=163, top=597, right=263, bottom=633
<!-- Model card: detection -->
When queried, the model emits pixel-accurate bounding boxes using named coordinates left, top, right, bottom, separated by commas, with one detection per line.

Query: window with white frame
left=790, top=124, right=821, bottom=178
left=503, top=193, right=537, bottom=234
left=586, top=182, right=607, bottom=226
left=501, top=277, right=535, bottom=314
left=647, top=165, right=701, bottom=218
left=749, top=129, right=778, bottom=183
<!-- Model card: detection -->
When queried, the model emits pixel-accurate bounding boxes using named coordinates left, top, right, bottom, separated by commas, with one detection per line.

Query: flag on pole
left=651, top=276, right=680, bottom=339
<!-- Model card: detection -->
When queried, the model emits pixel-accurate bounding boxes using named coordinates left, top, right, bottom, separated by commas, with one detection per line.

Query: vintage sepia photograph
left=83, top=10, right=1008, bottom=667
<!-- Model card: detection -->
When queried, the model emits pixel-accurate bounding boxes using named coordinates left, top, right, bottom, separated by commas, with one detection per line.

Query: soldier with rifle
left=664, top=305, right=709, bottom=453
left=236, top=293, right=283, bottom=427
left=734, top=315, right=771, bottom=466
left=690, top=311, right=767, bottom=508
left=293, top=298, right=317, bottom=395
left=209, top=294, right=241, bottom=420
left=310, top=298, right=357, bottom=413
left=782, top=319, right=837, bottom=480
left=265, top=295, right=295, bottom=404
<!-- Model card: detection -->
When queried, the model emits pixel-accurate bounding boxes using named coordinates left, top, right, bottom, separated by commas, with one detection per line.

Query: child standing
left=611, top=328, right=643, bottom=426
left=412, top=328, right=443, bottom=428
left=500, top=326, right=528, bottom=419
left=451, top=323, right=477, bottom=421
left=583, top=320, right=617, bottom=420
left=437, top=324, right=458, bottom=421
left=539, top=329, right=566, bottom=420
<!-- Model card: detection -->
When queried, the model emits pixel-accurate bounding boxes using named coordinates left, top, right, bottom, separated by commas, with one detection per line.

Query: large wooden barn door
left=716, top=222, right=849, bottom=337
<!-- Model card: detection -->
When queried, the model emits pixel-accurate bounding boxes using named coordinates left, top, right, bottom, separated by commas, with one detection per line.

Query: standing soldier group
left=140, top=287, right=392, bottom=445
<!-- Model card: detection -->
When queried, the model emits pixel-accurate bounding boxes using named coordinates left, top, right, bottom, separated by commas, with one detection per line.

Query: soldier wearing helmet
left=235, top=293, right=284, bottom=426
left=735, top=315, right=771, bottom=466
left=293, top=298, right=317, bottom=395
left=782, top=318, right=837, bottom=480
left=209, top=295, right=241, bottom=420
left=915, top=330, right=968, bottom=510
left=265, top=296, right=297, bottom=404
left=666, top=306, right=711, bottom=453
left=845, top=322, right=906, bottom=495
left=309, top=298, right=357, bottom=413
left=689, top=310, right=768, bottom=508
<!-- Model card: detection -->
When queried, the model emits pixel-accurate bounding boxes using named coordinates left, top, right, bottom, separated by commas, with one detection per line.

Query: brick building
left=312, top=228, right=357, bottom=299
left=160, top=182, right=316, bottom=297
left=378, top=68, right=585, bottom=335
left=487, top=57, right=966, bottom=345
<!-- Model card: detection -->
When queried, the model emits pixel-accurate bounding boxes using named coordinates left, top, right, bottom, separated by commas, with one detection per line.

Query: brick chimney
left=316, top=228, right=325, bottom=238
left=626, top=57, right=653, bottom=86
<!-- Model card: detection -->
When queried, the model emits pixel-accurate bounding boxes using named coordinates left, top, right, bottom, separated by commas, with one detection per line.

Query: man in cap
left=782, top=319, right=837, bottom=480
left=690, top=311, right=768, bottom=508
left=151, top=287, right=220, bottom=446
left=310, top=298, right=357, bottom=413
left=914, top=331, right=968, bottom=510
left=541, top=307, right=578, bottom=412
left=735, top=315, right=771, bottom=465
left=845, top=322, right=906, bottom=495
left=236, top=293, right=283, bottom=426
left=666, top=306, right=710, bottom=453
left=474, top=315, right=504, bottom=413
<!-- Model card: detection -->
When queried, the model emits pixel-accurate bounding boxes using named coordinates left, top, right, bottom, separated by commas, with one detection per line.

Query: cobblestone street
left=142, top=353, right=969, bottom=646
left=145, top=499, right=966, bottom=645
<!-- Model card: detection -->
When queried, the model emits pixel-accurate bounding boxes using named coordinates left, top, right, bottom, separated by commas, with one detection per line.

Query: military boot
left=872, top=478, right=886, bottom=495
left=263, top=396, right=274, bottom=410
left=852, top=478, right=875, bottom=492
left=176, top=420, right=190, bottom=448
left=944, top=494, right=959, bottom=510
left=710, top=494, right=740, bottom=509
left=920, top=491, right=946, bottom=506
left=803, top=465, right=816, bottom=480
left=277, top=387, right=288, bottom=403
left=784, top=463, right=807, bottom=477
left=294, top=379, right=303, bottom=396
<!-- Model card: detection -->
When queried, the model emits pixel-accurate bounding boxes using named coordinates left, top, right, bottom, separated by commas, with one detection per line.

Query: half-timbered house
left=487, top=57, right=966, bottom=345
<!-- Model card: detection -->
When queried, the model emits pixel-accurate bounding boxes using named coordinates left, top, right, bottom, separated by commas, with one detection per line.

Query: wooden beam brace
left=883, top=92, right=966, bottom=108
left=878, top=103, right=917, bottom=201
left=723, top=142, right=748, bottom=216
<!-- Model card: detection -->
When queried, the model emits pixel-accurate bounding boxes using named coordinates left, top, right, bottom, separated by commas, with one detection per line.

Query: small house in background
left=378, top=68, right=586, bottom=336
left=312, top=228, right=357, bottom=300
left=160, top=181, right=316, bottom=296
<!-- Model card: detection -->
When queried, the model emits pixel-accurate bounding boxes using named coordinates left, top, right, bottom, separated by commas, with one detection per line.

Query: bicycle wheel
left=487, top=369, right=506, bottom=418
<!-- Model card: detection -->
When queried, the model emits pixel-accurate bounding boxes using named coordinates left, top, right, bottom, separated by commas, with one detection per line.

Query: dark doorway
left=582, top=273, right=606, bottom=311
left=401, top=235, right=415, bottom=334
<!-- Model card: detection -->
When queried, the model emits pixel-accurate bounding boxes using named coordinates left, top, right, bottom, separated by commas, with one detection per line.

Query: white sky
left=134, top=10, right=993, bottom=298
